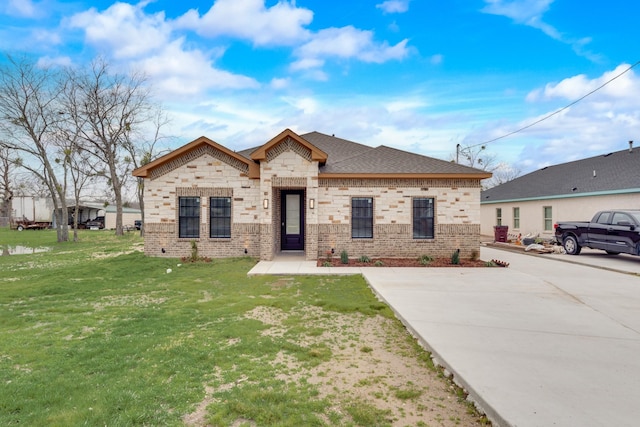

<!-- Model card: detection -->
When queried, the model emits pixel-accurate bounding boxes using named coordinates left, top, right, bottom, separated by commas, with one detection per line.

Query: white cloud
left=528, top=64, right=639, bottom=105
left=37, top=55, right=73, bottom=68
left=385, top=99, right=427, bottom=112
left=4, top=0, right=37, bottom=18
left=269, top=77, right=290, bottom=90
left=174, top=0, right=313, bottom=46
left=294, top=26, right=410, bottom=68
left=134, top=39, right=259, bottom=98
left=290, top=58, right=325, bottom=71
left=33, top=28, right=62, bottom=45
left=482, top=0, right=553, bottom=25
left=68, top=2, right=172, bottom=59
left=481, top=0, right=601, bottom=62
left=65, top=2, right=258, bottom=99
left=430, top=54, right=443, bottom=65
left=376, top=0, right=411, bottom=14
left=282, top=96, right=319, bottom=114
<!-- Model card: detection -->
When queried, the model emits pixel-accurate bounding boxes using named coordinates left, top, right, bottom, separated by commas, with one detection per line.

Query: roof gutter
left=320, top=172, right=492, bottom=179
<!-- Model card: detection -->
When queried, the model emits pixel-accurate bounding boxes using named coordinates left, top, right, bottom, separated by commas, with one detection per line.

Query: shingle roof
left=239, top=131, right=486, bottom=176
left=482, top=147, right=640, bottom=203
left=236, top=131, right=371, bottom=162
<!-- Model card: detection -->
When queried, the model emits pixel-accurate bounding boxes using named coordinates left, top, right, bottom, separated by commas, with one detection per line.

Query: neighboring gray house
left=134, top=129, right=490, bottom=260
left=481, top=143, right=640, bottom=239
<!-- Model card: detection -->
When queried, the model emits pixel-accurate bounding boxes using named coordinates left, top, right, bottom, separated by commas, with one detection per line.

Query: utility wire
left=467, top=60, right=640, bottom=149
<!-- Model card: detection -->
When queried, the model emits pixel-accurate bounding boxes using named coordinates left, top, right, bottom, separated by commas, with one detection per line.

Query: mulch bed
left=317, top=257, right=488, bottom=267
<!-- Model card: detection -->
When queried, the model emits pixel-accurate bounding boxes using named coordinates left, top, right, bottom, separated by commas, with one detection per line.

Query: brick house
left=133, top=129, right=491, bottom=260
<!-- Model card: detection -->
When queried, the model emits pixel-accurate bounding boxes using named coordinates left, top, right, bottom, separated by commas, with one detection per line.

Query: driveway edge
left=362, top=272, right=509, bottom=427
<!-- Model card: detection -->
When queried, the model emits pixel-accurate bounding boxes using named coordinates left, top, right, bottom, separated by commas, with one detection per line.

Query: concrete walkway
left=247, top=248, right=640, bottom=426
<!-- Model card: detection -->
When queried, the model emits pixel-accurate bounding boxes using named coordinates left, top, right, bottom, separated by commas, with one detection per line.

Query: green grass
left=0, top=228, right=408, bottom=426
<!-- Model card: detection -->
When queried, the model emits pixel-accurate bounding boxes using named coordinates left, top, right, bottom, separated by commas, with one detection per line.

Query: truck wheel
left=17, top=225, right=24, bottom=231
left=563, top=235, right=581, bottom=255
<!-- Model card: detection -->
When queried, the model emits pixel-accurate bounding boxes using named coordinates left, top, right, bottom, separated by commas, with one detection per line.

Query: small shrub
left=181, top=240, right=212, bottom=263
left=374, top=260, right=384, bottom=267
left=418, top=254, right=433, bottom=265
left=358, top=255, right=371, bottom=263
left=340, top=249, right=349, bottom=264
left=322, top=261, right=332, bottom=267
left=451, top=249, right=460, bottom=265
left=470, top=249, right=479, bottom=261
left=360, top=346, right=373, bottom=353
left=484, top=261, right=497, bottom=267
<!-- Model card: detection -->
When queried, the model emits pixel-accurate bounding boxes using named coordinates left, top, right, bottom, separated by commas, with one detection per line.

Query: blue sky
left=1, top=0, right=638, bottom=176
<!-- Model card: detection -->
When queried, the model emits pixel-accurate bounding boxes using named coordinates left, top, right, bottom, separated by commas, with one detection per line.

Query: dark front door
left=281, top=190, right=304, bottom=251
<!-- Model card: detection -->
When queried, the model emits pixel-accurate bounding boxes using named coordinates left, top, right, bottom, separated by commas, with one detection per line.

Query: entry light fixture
left=263, top=199, right=269, bottom=209
left=309, top=198, right=315, bottom=209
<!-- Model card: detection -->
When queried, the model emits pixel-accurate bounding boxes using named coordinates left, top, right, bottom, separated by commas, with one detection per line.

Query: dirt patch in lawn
left=270, top=305, right=487, bottom=426
left=184, top=304, right=489, bottom=427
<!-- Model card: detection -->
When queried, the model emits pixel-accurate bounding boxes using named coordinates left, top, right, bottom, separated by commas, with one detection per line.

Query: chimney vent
left=629, top=140, right=634, bottom=153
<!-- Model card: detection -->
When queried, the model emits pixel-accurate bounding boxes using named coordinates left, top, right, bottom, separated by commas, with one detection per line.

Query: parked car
left=554, top=210, right=640, bottom=256
left=85, top=216, right=105, bottom=229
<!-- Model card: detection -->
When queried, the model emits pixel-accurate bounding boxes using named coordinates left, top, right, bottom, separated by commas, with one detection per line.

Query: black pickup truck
left=554, top=210, right=640, bottom=256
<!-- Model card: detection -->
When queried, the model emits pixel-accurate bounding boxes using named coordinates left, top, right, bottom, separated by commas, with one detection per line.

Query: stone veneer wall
left=143, top=152, right=263, bottom=259
left=144, top=222, right=261, bottom=258
left=317, top=223, right=480, bottom=259
left=315, top=178, right=482, bottom=259
left=259, top=148, right=319, bottom=260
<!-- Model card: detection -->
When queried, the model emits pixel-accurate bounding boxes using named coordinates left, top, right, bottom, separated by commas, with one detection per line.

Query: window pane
left=352, top=197, right=373, bottom=238
left=210, top=197, right=231, bottom=238
left=285, top=194, right=300, bottom=234
left=543, top=206, right=552, bottom=231
left=179, top=197, right=200, bottom=238
left=413, top=198, right=434, bottom=239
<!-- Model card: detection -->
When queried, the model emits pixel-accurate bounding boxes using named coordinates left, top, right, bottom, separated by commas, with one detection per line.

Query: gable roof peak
left=250, top=128, right=328, bottom=162
left=132, top=135, right=259, bottom=178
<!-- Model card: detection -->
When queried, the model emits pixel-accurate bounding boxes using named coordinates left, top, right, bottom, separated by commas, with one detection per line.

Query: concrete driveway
left=364, top=247, right=640, bottom=427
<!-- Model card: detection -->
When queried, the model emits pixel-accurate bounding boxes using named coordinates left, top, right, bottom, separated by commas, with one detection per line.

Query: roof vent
left=630, top=140, right=634, bottom=153
left=593, top=170, right=597, bottom=178
left=572, top=187, right=578, bottom=191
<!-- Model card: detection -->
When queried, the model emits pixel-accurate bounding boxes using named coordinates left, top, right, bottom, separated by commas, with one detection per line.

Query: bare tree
left=0, top=55, right=70, bottom=241
left=123, top=107, right=171, bottom=236
left=454, top=143, right=520, bottom=189
left=484, top=162, right=521, bottom=189
left=64, top=58, right=156, bottom=235
left=455, top=143, right=498, bottom=170
left=52, top=114, right=100, bottom=241
left=0, top=145, right=14, bottom=224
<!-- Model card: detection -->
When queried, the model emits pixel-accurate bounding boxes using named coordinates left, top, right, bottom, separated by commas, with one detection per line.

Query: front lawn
left=0, top=228, right=487, bottom=426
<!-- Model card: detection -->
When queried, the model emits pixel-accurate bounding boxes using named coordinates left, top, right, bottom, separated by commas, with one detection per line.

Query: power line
left=467, top=60, right=640, bottom=149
